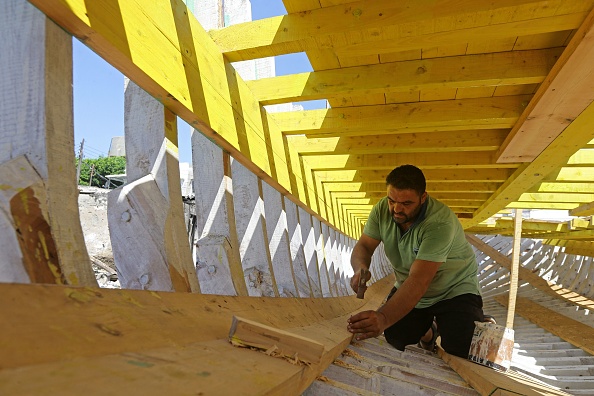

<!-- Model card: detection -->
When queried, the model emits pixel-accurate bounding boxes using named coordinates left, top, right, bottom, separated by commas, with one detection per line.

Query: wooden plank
left=314, top=169, right=513, bottom=183
left=261, top=180, right=299, bottom=297
left=302, top=151, right=515, bottom=171
left=210, top=0, right=588, bottom=61
left=0, top=275, right=395, bottom=395
left=570, top=200, right=594, bottom=216
left=191, top=132, right=246, bottom=296
left=497, top=6, right=594, bottom=163
left=108, top=81, right=199, bottom=292
left=231, top=159, right=278, bottom=297
left=440, top=349, right=573, bottom=396
left=494, top=294, right=594, bottom=356
left=287, top=130, right=508, bottom=155
left=247, top=49, right=560, bottom=105
left=0, top=1, right=96, bottom=286
left=271, top=96, right=529, bottom=137
left=229, top=316, right=325, bottom=364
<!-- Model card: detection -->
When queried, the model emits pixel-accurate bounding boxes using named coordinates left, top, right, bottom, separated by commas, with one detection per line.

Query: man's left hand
left=347, top=310, right=388, bottom=341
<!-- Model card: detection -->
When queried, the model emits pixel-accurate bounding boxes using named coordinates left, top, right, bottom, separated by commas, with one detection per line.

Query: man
left=347, top=165, right=484, bottom=358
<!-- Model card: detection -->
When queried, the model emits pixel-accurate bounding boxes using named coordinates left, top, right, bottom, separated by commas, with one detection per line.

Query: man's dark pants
left=383, top=287, right=484, bottom=358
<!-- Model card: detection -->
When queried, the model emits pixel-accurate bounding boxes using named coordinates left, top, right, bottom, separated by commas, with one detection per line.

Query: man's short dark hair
left=385, top=165, right=426, bottom=196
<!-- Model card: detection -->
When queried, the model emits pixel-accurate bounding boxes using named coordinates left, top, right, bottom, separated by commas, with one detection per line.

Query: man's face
left=386, top=185, right=427, bottom=227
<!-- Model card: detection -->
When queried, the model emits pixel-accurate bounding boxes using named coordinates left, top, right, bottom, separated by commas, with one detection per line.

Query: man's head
left=385, top=165, right=427, bottom=227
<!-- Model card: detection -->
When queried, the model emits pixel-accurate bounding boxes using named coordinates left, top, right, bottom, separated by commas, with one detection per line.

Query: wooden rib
left=271, top=96, right=529, bottom=136
left=209, top=0, right=590, bottom=61
left=287, top=130, right=507, bottom=155
left=466, top=234, right=594, bottom=312
left=247, top=49, right=560, bottom=105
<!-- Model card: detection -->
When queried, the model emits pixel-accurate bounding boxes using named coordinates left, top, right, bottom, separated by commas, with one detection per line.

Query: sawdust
left=230, top=338, right=311, bottom=366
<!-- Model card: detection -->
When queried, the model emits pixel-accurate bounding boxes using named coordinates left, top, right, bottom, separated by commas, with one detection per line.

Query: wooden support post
left=314, top=219, right=332, bottom=297
left=284, top=198, right=313, bottom=297
left=191, top=131, right=246, bottom=296
left=299, top=207, right=322, bottom=297
left=108, top=81, right=199, bottom=292
left=261, top=180, right=299, bottom=297
left=0, top=0, right=96, bottom=286
left=322, top=223, right=338, bottom=296
left=507, top=209, right=523, bottom=329
left=232, top=160, right=278, bottom=297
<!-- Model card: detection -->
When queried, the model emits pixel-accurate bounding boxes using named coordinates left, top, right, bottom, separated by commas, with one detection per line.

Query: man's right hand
left=350, top=268, right=371, bottom=293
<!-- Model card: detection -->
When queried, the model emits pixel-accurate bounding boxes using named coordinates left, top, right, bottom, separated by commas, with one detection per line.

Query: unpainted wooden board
left=0, top=275, right=395, bottom=394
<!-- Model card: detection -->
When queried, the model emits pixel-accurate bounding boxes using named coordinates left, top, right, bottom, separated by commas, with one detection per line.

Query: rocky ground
left=79, top=187, right=120, bottom=288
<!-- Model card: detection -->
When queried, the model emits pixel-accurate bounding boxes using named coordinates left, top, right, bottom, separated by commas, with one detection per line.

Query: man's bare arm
left=350, top=234, right=380, bottom=292
left=347, top=259, right=441, bottom=340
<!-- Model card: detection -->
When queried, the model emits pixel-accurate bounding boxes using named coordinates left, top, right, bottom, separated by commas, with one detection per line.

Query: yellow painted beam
left=314, top=169, right=513, bottom=183
left=543, top=239, right=594, bottom=256
left=28, top=0, right=316, bottom=220
left=533, top=182, right=594, bottom=194
left=542, top=167, right=594, bottom=182
left=210, top=0, right=590, bottom=61
left=517, top=192, right=594, bottom=203
left=288, top=130, right=507, bottom=155
left=248, top=49, right=561, bottom=105
left=271, top=96, right=529, bottom=137
left=497, top=6, right=594, bottom=162
left=463, top=100, right=594, bottom=229
left=303, top=151, right=517, bottom=171
left=323, top=181, right=501, bottom=194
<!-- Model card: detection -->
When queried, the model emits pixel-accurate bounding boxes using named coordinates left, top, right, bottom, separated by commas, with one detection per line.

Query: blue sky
left=73, top=0, right=320, bottom=163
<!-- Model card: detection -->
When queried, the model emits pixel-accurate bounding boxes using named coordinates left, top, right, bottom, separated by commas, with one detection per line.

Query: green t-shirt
left=363, top=195, right=480, bottom=308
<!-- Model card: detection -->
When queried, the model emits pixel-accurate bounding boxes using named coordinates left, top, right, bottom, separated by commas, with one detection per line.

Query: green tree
left=76, top=156, right=126, bottom=188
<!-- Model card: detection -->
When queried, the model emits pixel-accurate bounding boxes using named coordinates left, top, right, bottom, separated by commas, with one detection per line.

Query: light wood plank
left=0, top=276, right=395, bottom=395
left=284, top=198, right=313, bottom=297
left=497, top=6, right=594, bottom=163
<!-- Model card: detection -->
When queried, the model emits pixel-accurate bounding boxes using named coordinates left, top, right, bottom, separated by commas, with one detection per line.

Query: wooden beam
left=210, top=0, right=590, bottom=61
left=570, top=201, right=594, bottom=216
left=248, top=49, right=561, bottom=105
left=271, top=96, right=529, bottom=137
left=28, top=0, right=308, bottom=219
left=303, top=151, right=516, bottom=171
left=314, top=169, right=514, bottom=183
left=288, top=130, right=507, bottom=155
left=497, top=6, right=594, bottom=163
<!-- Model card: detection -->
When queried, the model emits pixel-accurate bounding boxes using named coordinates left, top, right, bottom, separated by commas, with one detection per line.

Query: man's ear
left=421, top=192, right=427, bottom=204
